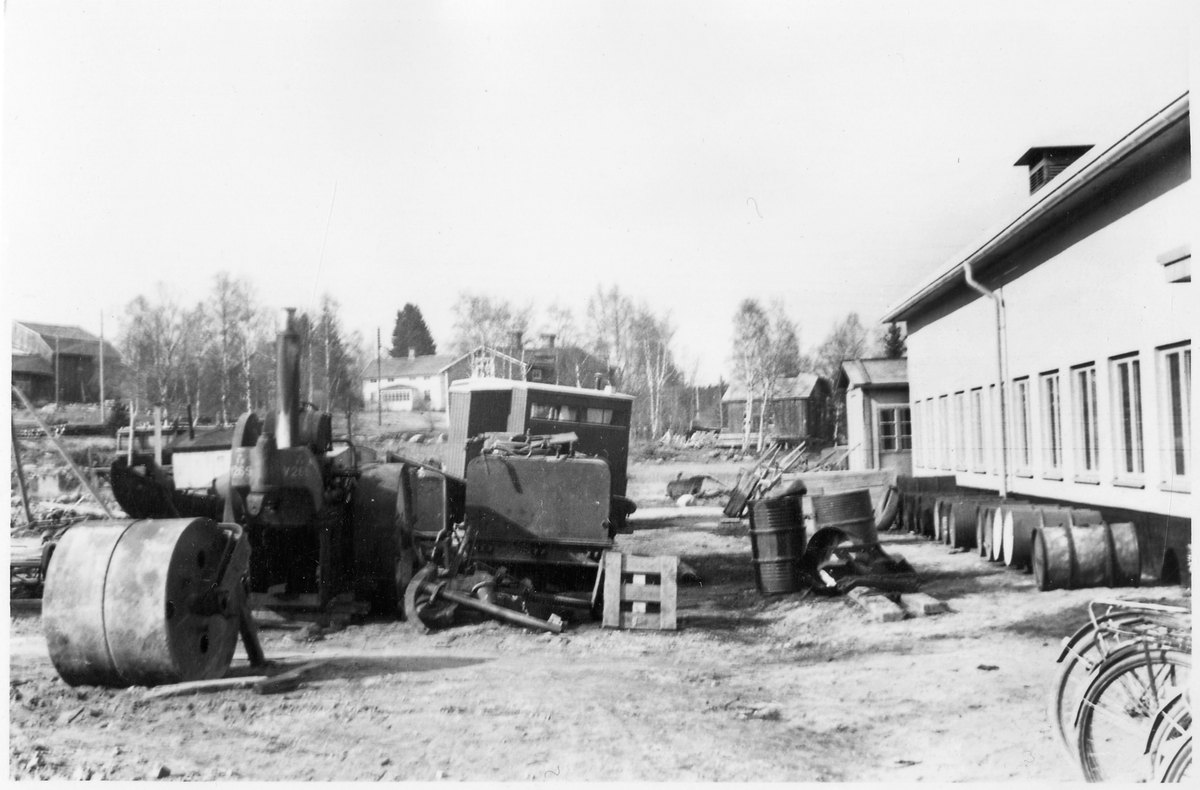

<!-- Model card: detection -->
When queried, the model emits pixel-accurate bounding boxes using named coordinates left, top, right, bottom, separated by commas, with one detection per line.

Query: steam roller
left=43, top=517, right=264, bottom=688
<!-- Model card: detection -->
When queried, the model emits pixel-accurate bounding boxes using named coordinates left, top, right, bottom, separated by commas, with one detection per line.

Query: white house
left=882, top=92, right=1191, bottom=583
left=361, top=353, right=466, bottom=412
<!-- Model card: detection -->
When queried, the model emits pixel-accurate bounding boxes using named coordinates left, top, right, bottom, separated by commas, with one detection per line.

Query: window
left=530, top=369, right=543, bottom=382
left=953, top=392, right=966, bottom=470
left=1109, top=355, right=1144, bottom=481
left=383, top=389, right=411, bottom=403
left=938, top=395, right=950, bottom=469
left=1073, top=365, right=1100, bottom=478
left=585, top=407, right=614, bottom=425
left=1013, top=378, right=1032, bottom=475
left=878, top=406, right=912, bottom=452
left=1040, top=372, right=1062, bottom=476
left=1158, top=344, right=1191, bottom=488
left=970, top=388, right=985, bottom=471
left=912, top=403, right=923, bottom=467
left=988, top=384, right=999, bottom=474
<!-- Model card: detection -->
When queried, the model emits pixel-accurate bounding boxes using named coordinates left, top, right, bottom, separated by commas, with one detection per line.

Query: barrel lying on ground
left=1032, top=522, right=1141, bottom=590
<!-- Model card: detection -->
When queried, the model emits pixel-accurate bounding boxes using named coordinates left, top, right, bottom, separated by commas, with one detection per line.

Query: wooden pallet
left=601, top=552, right=678, bottom=631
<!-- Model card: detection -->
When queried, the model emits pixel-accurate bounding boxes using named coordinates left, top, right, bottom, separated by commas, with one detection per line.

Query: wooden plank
left=601, top=551, right=623, bottom=628
left=143, top=676, right=269, bottom=701
left=620, top=583, right=663, bottom=603
left=620, top=611, right=661, bottom=630
left=253, top=660, right=327, bottom=695
left=621, top=555, right=668, bottom=574
left=899, top=592, right=950, bottom=617
left=846, top=587, right=906, bottom=623
left=659, top=555, right=678, bottom=630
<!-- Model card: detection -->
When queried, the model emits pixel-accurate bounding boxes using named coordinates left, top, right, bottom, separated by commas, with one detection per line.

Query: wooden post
left=11, top=417, right=35, bottom=525
left=99, top=312, right=106, bottom=424
left=376, top=327, right=383, bottom=427
left=54, top=335, right=60, bottom=408
left=127, top=401, right=137, bottom=465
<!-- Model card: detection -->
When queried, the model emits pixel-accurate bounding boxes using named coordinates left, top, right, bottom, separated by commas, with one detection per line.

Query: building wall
left=847, top=386, right=911, bottom=472
left=907, top=168, right=1191, bottom=522
left=846, top=388, right=866, bottom=469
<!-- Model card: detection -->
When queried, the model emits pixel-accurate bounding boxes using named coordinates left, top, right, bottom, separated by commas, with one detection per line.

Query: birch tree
left=730, top=300, right=770, bottom=451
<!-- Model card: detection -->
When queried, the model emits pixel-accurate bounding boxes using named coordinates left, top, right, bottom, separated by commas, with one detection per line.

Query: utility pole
left=55, top=335, right=61, bottom=408
left=376, top=327, right=383, bottom=426
left=99, top=313, right=106, bottom=424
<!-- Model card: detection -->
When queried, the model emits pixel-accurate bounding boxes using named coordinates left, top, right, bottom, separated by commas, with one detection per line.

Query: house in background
left=837, top=358, right=910, bottom=474
left=881, top=92, right=1191, bottom=583
left=363, top=333, right=616, bottom=413
left=11, top=321, right=120, bottom=404
left=719, top=374, right=832, bottom=447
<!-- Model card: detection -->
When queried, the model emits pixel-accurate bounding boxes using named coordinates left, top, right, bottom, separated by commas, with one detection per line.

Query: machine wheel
left=404, top=565, right=438, bottom=622
left=1159, top=734, right=1192, bottom=783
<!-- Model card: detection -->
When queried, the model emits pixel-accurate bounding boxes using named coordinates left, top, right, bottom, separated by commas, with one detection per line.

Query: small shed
left=837, top=358, right=910, bottom=474
left=720, top=374, right=831, bottom=446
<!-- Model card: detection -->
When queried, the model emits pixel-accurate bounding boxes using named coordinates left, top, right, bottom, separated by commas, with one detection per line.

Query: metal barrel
left=946, top=497, right=1004, bottom=549
left=1001, top=505, right=1071, bottom=570
left=811, top=489, right=878, bottom=544
left=43, top=518, right=243, bottom=687
left=748, top=497, right=805, bottom=594
left=1032, top=522, right=1141, bottom=591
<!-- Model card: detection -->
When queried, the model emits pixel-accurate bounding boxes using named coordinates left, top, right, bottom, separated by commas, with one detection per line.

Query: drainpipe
left=963, top=261, right=1009, bottom=498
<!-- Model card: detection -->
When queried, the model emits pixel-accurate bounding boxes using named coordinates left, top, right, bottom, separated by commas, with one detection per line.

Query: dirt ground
left=7, top=455, right=1190, bottom=782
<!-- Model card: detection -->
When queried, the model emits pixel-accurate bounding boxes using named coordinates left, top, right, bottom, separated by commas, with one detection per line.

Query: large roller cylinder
left=43, top=518, right=242, bottom=687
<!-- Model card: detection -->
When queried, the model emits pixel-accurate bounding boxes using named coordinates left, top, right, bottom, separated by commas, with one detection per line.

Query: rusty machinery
left=43, top=309, right=637, bottom=685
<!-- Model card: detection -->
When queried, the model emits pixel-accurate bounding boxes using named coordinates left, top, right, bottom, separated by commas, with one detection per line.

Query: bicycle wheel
left=1158, top=733, right=1192, bottom=783
left=1146, top=691, right=1190, bottom=775
left=1048, top=611, right=1164, bottom=757
left=1075, top=645, right=1191, bottom=782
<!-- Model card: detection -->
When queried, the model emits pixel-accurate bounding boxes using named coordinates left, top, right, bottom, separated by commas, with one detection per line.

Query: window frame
left=1108, top=353, right=1145, bottom=486
left=970, top=388, right=985, bottom=472
left=1039, top=370, right=1063, bottom=480
left=1012, top=377, right=1032, bottom=477
left=1072, top=363, right=1100, bottom=484
left=1157, top=342, right=1191, bottom=492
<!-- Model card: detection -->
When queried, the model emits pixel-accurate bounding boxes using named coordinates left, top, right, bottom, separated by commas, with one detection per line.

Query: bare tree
left=634, top=308, right=676, bottom=440
left=815, top=312, right=870, bottom=443
left=730, top=300, right=770, bottom=451
left=753, top=303, right=801, bottom=450
left=586, top=286, right=637, bottom=391
left=450, top=293, right=532, bottom=354
left=118, top=286, right=191, bottom=415
left=208, top=273, right=261, bottom=424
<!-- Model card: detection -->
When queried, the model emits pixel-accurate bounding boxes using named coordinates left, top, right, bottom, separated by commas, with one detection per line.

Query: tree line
left=115, top=274, right=365, bottom=425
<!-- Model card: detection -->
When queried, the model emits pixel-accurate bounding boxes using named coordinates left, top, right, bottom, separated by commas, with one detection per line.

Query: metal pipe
left=429, top=584, right=564, bottom=634
left=11, top=417, right=35, bottom=524
left=276, top=308, right=301, bottom=449
left=963, top=261, right=1009, bottom=498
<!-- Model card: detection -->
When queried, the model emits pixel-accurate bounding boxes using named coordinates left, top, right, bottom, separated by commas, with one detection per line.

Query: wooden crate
left=601, top=552, right=678, bottom=631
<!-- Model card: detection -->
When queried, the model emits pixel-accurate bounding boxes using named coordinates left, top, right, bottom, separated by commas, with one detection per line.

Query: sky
left=2, top=0, right=1193, bottom=384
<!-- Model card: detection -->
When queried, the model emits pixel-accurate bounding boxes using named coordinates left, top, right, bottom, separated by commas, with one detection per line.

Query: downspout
left=963, top=261, right=1009, bottom=498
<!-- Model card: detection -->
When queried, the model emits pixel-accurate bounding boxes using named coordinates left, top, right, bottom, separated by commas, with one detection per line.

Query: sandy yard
left=8, top=456, right=1190, bottom=782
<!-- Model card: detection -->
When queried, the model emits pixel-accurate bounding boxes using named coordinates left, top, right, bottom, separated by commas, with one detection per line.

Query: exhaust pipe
left=276, top=308, right=301, bottom=449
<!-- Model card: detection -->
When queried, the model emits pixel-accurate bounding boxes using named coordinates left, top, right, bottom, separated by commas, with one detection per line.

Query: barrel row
left=896, top=486, right=1141, bottom=591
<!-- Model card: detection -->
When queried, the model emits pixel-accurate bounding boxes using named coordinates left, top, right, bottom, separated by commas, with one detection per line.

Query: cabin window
left=878, top=407, right=911, bottom=452
left=1073, top=365, right=1100, bottom=478
left=1109, top=355, right=1144, bottom=481
left=1040, top=371, right=1062, bottom=476
left=1158, top=344, right=1190, bottom=488
left=952, top=392, right=966, bottom=470
left=530, top=369, right=543, bottom=382
left=1013, top=378, right=1032, bottom=475
left=586, top=407, right=614, bottom=425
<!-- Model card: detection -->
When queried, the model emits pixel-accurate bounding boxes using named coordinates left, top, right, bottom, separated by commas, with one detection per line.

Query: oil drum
left=811, top=489, right=878, bottom=544
left=43, top=518, right=242, bottom=687
left=748, top=497, right=805, bottom=594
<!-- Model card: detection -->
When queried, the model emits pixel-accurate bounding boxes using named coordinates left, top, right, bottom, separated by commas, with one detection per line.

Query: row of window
left=914, top=343, right=1190, bottom=490
left=530, top=402, right=616, bottom=426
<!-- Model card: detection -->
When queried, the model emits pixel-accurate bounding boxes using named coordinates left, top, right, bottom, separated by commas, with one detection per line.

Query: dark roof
left=362, top=354, right=460, bottom=380
left=1013, top=145, right=1094, bottom=167
left=14, top=321, right=121, bottom=359
left=840, top=358, right=908, bottom=389
left=721, top=374, right=826, bottom=403
left=11, top=354, right=54, bottom=377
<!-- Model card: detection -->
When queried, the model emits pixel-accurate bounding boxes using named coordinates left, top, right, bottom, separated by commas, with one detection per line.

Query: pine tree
left=880, top=323, right=907, bottom=359
left=389, top=303, right=437, bottom=357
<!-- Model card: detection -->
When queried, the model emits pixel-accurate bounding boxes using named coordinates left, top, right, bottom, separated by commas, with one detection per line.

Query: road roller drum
left=43, top=518, right=250, bottom=688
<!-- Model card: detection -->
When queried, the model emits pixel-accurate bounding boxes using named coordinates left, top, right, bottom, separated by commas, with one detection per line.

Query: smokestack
left=408, top=347, right=416, bottom=361
left=540, top=333, right=556, bottom=350
left=276, top=307, right=301, bottom=449
left=509, top=330, right=523, bottom=350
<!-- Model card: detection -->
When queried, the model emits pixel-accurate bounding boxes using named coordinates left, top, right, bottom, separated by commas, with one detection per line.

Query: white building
left=361, top=353, right=465, bottom=412
left=838, top=359, right=910, bottom=475
left=882, top=93, right=1191, bottom=583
